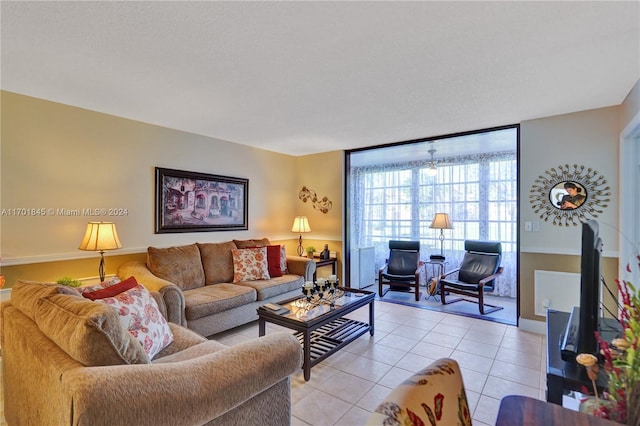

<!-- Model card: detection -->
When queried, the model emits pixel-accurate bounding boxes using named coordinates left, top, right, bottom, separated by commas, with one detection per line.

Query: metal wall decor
left=299, top=186, right=332, bottom=214
left=529, top=164, right=610, bottom=226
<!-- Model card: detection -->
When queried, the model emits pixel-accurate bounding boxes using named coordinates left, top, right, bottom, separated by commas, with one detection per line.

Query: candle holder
left=294, top=276, right=344, bottom=312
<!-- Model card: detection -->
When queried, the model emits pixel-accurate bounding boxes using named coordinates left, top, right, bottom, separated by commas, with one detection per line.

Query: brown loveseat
left=2, top=280, right=303, bottom=426
left=117, top=238, right=315, bottom=337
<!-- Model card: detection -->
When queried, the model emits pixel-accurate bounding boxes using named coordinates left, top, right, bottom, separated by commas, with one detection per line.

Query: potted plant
left=56, top=276, right=82, bottom=288
left=305, top=246, right=316, bottom=259
left=578, top=255, right=640, bottom=425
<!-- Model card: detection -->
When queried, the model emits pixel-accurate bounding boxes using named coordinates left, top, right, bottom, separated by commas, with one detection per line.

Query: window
left=348, top=127, right=518, bottom=297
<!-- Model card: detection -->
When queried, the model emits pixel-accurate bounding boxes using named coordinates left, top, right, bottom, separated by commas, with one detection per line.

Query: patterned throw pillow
left=77, top=276, right=122, bottom=295
left=248, top=245, right=282, bottom=278
left=95, top=283, right=174, bottom=359
left=280, top=245, right=289, bottom=275
left=231, top=247, right=270, bottom=282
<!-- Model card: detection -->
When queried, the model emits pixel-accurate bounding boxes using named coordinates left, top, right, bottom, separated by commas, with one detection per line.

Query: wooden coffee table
left=257, top=287, right=375, bottom=381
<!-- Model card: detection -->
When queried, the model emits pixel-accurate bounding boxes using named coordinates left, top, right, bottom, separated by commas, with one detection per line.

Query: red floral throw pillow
left=231, top=247, right=270, bottom=282
left=94, top=284, right=174, bottom=359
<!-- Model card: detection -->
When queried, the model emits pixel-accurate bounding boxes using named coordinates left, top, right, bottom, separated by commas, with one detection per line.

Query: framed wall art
left=155, top=167, right=248, bottom=233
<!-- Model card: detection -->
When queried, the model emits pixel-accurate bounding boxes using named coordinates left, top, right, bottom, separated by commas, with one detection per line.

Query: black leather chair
left=440, top=240, right=503, bottom=314
left=378, top=240, right=423, bottom=301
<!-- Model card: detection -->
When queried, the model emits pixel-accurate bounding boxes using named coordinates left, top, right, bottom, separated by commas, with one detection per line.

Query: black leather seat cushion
left=441, top=252, right=500, bottom=291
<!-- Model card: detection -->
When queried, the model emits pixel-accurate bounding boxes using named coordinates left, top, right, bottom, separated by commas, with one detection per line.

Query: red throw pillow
left=82, top=276, right=139, bottom=300
left=248, top=245, right=282, bottom=278
left=266, top=245, right=282, bottom=278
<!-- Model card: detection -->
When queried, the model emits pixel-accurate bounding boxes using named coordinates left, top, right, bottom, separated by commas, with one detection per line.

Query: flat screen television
left=578, top=219, right=603, bottom=355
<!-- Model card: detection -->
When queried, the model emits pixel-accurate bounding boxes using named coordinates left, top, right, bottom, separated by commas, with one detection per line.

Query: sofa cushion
left=231, top=247, right=270, bottom=282
left=183, top=284, right=256, bottom=321
left=233, top=238, right=270, bottom=249
left=10, top=280, right=80, bottom=321
left=154, top=340, right=229, bottom=364
left=236, top=275, right=303, bottom=301
left=147, top=244, right=205, bottom=290
left=95, top=283, right=174, bottom=359
left=34, top=293, right=150, bottom=366
left=197, top=241, right=237, bottom=284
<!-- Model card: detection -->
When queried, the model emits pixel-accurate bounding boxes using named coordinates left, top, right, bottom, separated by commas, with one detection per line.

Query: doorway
left=345, top=125, right=520, bottom=325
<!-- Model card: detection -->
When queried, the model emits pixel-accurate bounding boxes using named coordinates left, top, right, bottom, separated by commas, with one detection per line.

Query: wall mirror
left=549, top=181, right=587, bottom=210
left=530, top=164, right=610, bottom=226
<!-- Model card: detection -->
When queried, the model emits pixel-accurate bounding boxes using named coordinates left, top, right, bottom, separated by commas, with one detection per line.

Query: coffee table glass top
left=264, top=289, right=373, bottom=323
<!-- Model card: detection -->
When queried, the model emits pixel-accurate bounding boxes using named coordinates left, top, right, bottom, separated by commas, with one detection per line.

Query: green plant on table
left=56, top=276, right=82, bottom=287
left=305, top=246, right=316, bottom=257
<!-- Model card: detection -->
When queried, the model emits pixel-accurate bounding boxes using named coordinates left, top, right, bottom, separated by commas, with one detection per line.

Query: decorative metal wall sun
left=529, top=164, right=610, bottom=226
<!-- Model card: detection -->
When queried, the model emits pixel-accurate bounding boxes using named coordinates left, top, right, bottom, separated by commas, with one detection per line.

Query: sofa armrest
left=61, top=332, right=302, bottom=426
left=286, top=255, right=316, bottom=281
left=117, top=261, right=186, bottom=327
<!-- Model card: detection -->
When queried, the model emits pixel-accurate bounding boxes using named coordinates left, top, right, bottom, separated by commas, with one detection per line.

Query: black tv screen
left=578, top=219, right=603, bottom=355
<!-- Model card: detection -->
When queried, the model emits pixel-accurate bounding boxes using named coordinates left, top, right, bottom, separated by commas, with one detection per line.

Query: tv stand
left=545, top=310, right=620, bottom=405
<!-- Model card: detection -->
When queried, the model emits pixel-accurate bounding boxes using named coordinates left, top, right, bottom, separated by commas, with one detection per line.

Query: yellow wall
left=292, top=151, right=344, bottom=277
left=0, top=91, right=305, bottom=287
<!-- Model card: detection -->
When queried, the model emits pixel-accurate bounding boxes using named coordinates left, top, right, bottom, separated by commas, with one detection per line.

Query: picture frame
left=155, top=167, right=248, bottom=233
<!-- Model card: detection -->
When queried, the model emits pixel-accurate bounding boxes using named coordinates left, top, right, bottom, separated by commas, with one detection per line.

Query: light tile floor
left=0, top=300, right=547, bottom=425
left=213, top=300, right=548, bottom=426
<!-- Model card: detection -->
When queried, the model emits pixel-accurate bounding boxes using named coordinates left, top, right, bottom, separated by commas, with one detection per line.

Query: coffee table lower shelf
left=258, top=288, right=375, bottom=381
left=294, top=317, right=370, bottom=369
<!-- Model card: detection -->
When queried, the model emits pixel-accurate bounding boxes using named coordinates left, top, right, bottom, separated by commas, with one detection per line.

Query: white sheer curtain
left=349, top=152, right=517, bottom=298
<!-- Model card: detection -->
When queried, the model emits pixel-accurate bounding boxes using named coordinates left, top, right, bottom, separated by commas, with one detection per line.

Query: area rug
left=373, top=285, right=517, bottom=326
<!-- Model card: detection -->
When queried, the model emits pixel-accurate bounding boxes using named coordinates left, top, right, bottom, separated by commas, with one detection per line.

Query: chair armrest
left=62, top=332, right=303, bottom=426
left=286, top=255, right=316, bottom=281
left=478, top=266, right=504, bottom=286
left=440, top=267, right=460, bottom=279
left=118, top=261, right=186, bottom=327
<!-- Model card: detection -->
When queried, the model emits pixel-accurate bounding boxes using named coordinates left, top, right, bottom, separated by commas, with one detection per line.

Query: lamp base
left=296, top=233, right=304, bottom=256
left=98, top=251, right=106, bottom=282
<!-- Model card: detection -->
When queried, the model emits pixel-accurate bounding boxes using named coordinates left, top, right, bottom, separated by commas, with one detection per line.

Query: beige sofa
left=2, top=280, right=303, bottom=426
left=118, top=238, right=316, bottom=337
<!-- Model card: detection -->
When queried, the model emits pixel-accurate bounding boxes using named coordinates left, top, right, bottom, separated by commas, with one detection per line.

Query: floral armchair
left=367, top=358, right=472, bottom=426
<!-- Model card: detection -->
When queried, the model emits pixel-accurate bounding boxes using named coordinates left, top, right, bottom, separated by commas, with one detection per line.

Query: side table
left=424, top=259, right=448, bottom=299
left=313, top=258, right=337, bottom=281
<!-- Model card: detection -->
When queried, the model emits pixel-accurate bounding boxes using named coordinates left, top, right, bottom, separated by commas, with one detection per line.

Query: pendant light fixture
left=427, top=147, right=438, bottom=177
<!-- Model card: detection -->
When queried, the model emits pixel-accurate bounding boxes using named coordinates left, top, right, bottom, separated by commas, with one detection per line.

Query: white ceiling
left=2, top=1, right=639, bottom=157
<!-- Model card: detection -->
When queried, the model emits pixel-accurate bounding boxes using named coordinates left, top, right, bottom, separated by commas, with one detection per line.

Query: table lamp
left=291, top=216, right=311, bottom=256
left=78, top=221, right=122, bottom=282
left=429, top=213, right=453, bottom=260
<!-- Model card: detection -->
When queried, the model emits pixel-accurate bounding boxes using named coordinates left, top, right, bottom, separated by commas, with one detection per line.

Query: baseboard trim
left=519, top=317, right=546, bottom=335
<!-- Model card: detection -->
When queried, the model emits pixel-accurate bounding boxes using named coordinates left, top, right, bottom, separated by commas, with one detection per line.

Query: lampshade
left=78, top=222, right=122, bottom=252
left=429, top=213, right=453, bottom=230
left=291, top=216, right=311, bottom=233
